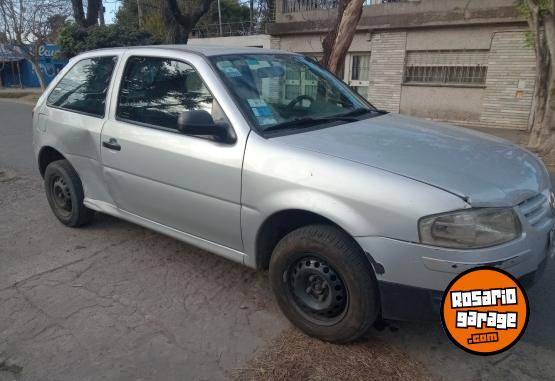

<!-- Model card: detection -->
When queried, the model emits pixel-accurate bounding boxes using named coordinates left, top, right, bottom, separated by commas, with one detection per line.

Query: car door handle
left=102, top=138, right=121, bottom=151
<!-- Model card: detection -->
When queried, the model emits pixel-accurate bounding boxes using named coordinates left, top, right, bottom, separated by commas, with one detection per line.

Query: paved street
left=1, top=99, right=554, bottom=380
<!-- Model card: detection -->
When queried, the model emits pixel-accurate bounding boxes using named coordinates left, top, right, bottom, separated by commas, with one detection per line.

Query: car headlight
left=419, top=208, right=521, bottom=249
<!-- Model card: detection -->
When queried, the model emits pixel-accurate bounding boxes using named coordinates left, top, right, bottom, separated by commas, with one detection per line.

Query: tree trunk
left=526, top=8, right=554, bottom=149
left=542, top=14, right=555, bottom=131
left=321, top=0, right=364, bottom=75
left=161, top=0, right=182, bottom=43
left=30, top=59, right=46, bottom=90
left=71, top=0, right=86, bottom=26
left=527, top=49, right=550, bottom=147
left=15, top=45, right=46, bottom=90
left=535, top=68, right=555, bottom=157
left=165, top=0, right=215, bottom=44
left=85, top=0, right=102, bottom=26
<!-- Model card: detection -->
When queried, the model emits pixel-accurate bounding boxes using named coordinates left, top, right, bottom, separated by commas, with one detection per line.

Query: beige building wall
left=400, top=26, right=535, bottom=130
left=367, top=32, right=406, bottom=113
left=480, top=31, right=536, bottom=130
left=400, top=87, right=484, bottom=122
left=188, top=34, right=271, bottom=48
left=276, top=33, right=371, bottom=54
left=400, top=27, right=492, bottom=123
left=271, top=24, right=535, bottom=131
left=406, top=26, right=502, bottom=50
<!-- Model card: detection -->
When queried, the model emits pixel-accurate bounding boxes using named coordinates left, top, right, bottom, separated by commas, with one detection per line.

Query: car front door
left=100, top=52, right=248, bottom=255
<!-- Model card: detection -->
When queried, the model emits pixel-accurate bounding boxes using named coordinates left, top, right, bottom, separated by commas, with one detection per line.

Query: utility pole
left=137, top=0, right=144, bottom=28
left=217, top=0, right=223, bottom=36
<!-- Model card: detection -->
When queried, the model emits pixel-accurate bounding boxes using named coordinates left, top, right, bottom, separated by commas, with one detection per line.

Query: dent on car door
left=100, top=55, right=244, bottom=251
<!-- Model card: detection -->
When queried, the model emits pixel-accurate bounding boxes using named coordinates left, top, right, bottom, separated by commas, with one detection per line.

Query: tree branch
left=191, top=0, right=215, bottom=25
left=164, top=0, right=216, bottom=43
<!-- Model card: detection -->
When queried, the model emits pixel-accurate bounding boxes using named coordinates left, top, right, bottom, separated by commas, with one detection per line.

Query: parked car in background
left=33, top=46, right=554, bottom=342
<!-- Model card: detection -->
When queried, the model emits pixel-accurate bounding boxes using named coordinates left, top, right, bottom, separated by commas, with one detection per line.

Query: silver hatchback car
left=33, top=46, right=554, bottom=342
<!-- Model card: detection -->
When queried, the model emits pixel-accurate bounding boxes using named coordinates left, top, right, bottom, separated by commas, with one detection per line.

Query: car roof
left=84, top=45, right=296, bottom=58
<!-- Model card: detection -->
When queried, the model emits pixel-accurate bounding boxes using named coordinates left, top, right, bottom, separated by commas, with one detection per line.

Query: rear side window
left=116, top=56, right=222, bottom=130
left=47, top=56, right=117, bottom=117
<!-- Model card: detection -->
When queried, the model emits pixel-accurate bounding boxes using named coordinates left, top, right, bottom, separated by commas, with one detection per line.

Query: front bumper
left=356, top=219, right=554, bottom=321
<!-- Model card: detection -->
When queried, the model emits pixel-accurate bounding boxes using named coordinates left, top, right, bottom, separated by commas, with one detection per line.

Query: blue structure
left=0, top=44, right=68, bottom=88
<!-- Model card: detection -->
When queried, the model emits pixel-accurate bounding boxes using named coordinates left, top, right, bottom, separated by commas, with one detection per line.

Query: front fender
left=241, top=133, right=468, bottom=267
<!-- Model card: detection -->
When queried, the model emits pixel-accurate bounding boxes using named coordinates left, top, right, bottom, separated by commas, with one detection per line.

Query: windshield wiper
left=263, top=117, right=333, bottom=132
left=338, top=107, right=375, bottom=117
left=264, top=109, right=377, bottom=132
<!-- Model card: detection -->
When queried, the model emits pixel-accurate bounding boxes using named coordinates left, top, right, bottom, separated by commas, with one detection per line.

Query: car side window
left=117, top=56, right=227, bottom=131
left=47, top=56, right=117, bottom=117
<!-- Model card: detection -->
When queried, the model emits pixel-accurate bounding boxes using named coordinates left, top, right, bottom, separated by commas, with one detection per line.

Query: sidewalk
left=0, top=88, right=42, bottom=105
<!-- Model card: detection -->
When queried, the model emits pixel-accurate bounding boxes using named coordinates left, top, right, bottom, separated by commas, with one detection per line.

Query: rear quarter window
left=47, top=56, right=118, bottom=117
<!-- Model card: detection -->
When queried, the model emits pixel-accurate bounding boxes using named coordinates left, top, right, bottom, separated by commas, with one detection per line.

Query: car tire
left=269, top=224, right=379, bottom=343
left=44, top=159, right=94, bottom=227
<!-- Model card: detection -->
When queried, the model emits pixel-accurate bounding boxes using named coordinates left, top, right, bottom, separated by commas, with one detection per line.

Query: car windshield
left=210, top=54, right=374, bottom=131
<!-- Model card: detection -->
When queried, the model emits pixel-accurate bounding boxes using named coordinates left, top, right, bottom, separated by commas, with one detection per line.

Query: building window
left=351, top=54, right=370, bottom=80
left=404, top=50, right=488, bottom=86
left=347, top=54, right=370, bottom=97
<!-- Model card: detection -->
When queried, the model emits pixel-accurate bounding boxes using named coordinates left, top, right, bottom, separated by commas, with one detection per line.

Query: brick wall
left=480, top=31, right=536, bottom=130
left=367, top=31, right=407, bottom=113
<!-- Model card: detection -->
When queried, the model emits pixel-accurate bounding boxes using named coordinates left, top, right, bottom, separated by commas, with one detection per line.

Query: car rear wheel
left=44, top=159, right=94, bottom=227
left=269, top=224, right=379, bottom=343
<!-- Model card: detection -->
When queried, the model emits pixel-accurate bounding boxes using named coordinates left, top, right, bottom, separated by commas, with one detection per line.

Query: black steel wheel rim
left=51, top=175, right=72, bottom=217
left=286, top=256, right=348, bottom=325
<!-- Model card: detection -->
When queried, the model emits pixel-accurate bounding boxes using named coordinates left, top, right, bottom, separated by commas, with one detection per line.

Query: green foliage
left=116, top=0, right=251, bottom=30
left=143, top=14, right=167, bottom=42
left=198, top=0, right=250, bottom=26
left=515, top=0, right=553, bottom=47
left=515, top=0, right=553, bottom=18
left=116, top=0, right=147, bottom=28
left=56, top=23, right=161, bottom=59
left=115, top=0, right=166, bottom=41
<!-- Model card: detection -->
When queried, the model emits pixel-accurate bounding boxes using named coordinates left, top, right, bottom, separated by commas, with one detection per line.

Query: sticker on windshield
left=252, top=107, right=273, bottom=117
left=246, top=59, right=271, bottom=70
left=257, top=116, right=277, bottom=126
left=247, top=99, right=274, bottom=120
left=221, top=66, right=241, bottom=77
left=216, top=60, right=233, bottom=68
left=247, top=99, right=267, bottom=108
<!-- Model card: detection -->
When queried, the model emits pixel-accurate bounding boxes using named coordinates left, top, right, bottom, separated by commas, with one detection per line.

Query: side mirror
left=177, top=110, right=236, bottom=143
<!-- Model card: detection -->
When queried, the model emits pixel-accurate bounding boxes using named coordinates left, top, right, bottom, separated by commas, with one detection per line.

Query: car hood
left=272, top=113, right=549, bottom=206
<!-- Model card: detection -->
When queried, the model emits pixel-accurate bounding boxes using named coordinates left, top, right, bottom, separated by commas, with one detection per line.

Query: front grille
left=518, top=193, right=551, bottom=228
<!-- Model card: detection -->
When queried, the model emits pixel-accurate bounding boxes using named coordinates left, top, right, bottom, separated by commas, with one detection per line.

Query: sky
left=103, top=0, right=122, bottom=24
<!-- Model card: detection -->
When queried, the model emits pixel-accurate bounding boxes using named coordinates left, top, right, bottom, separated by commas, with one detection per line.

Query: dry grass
left=0, top=91, right=41, bottom=104
left=233, top=328, right=432, bottom=381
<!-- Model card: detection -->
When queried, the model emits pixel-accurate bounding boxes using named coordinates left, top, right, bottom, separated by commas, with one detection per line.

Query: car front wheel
left=269, top=224, right=379, bottom=343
